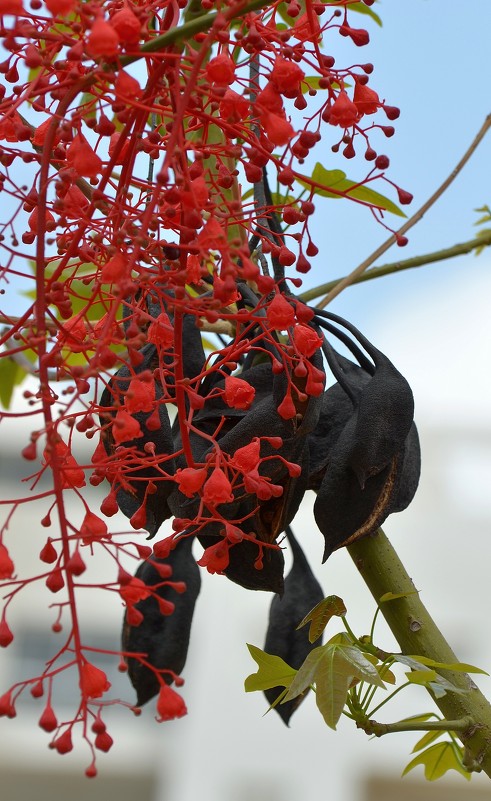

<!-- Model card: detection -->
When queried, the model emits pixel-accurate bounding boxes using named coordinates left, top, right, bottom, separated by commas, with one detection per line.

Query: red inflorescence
left=0, top=0, right=412, bottom=771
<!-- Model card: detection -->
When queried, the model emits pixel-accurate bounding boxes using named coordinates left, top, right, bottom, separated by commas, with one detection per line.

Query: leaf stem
left=316, top=113, right=491, bottom=308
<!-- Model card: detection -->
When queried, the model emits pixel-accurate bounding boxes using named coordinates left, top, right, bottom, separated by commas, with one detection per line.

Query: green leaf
left=244, top=644, right=296, bottom=693
left=0, top=357, right=26, bottom=408
left=412, top=729, right=446, bottom=754
left=284, top=636, right=385, bottom=730
left=314, top=649, right=352, bottom=729
left=405, top=654, right=489, bottom=675
left=402, top=741, right=471, bottom=781
left=296, top=595, right=347, bottom=643
left=300, top=163, right=405, bottom=217
left=405, top=669, right=438, bottom=685
left=341, top=646, right=386, bottom=688
left=348, top=1, right=382, bottom=27
left=377, top=664, right=396, bottom=685
left=283, top=644, right=327, bottom=700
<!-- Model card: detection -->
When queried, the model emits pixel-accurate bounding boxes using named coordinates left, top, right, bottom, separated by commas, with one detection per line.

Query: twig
left=299, top=230, right=491, bottom=303
left=317, top=113, right=491, bottom=308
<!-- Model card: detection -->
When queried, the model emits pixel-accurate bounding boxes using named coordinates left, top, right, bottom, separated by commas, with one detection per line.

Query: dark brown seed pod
left=122, top=537, right=201, bottom=706
left=263, top=527, right=324, bottom=724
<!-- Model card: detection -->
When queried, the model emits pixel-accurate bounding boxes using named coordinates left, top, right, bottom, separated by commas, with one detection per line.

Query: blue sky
left=304, top=1, right=491, bottom=331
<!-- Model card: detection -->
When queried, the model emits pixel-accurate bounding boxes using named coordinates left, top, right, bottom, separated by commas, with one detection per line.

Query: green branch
left=348, top=530, right=491, bottom=778
left=299, top=230, right=491, bottom=304
left=362, top=716, right=473, bottom=738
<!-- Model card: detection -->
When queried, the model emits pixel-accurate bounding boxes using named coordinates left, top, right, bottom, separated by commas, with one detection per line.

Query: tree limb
left=348, top=529, right=491, bottom=778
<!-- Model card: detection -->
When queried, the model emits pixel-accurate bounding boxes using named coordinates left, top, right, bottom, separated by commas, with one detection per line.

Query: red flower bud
left=0, top=616, right=14, bottom=647
left=39, top=703, right=57, bottom=732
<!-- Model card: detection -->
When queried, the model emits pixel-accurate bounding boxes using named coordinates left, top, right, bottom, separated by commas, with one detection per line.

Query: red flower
left=202, top=467, right=233, bottom=506
left=119, top=576, right=151, bottom=606
left=87, top=17, right=120, bottom=59
left=115, top=69, right=142, bottom=99
left=147, top=312, right=174, bottom=348
left=101, top=251, right=128, bottom=282
left=28, top=207, right=55, bottom=233
left=57, top=317, right=88, bottom=353
left=256, top=81, right=284, bottom=115
left=112, top=410, right=143, bottom=444
left=328, top=92, right=360, bottom=128
left=197, top=540, right=230, bottom=574
left=0, top=544, right=14, bottom=580
left=80, top=661, right=111, bottom=699
left=223, top=376, right=255, bottom=410
left=231, top=439, right=260, bottom=473
left=67, top=134, right=103, bottom=179
left=292, top=324, right=323, bottom=357
left=206, top=53, right=235, bottom=85
left=156, top=684, right=187, bottom=722
left=292, top=10, right=321, bottom=42
left=353, top=82, right=381, bottom=115
left=80, top=511, right=108, bottom=545
left=219, top=89, right=249, bottom=123
left=60, top=186, right=89, bottom=219
left=110, top=6, right=141, bottom=44
left=270, top=58, right=305, bottom=94
left=175, top=467, right=207, bottom=498
left=125, top=378, right=155, bottom=414
left=198, top=218, right=227, bottom=249
left=267, top=293, right=295, bottom=330
left=44, top=440, right=86, bottom=488
left=263, top=112, right=295, bottom=146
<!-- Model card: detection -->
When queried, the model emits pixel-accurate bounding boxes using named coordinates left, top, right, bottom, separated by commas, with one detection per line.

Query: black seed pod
left=122, top=536, right=201, bottom=706
left=263, top=527, right=324, bottom=724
